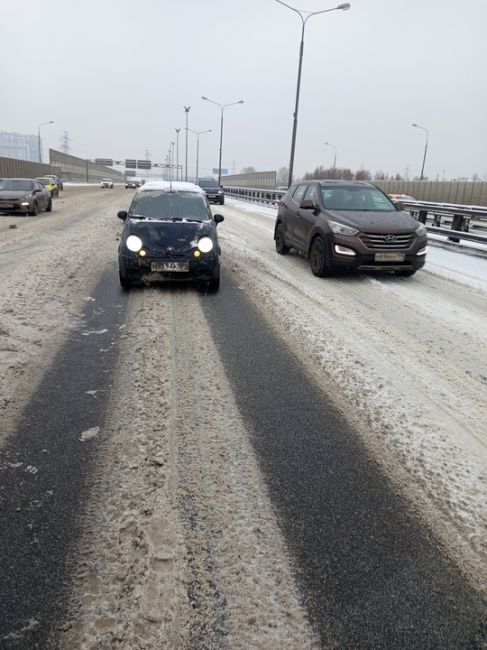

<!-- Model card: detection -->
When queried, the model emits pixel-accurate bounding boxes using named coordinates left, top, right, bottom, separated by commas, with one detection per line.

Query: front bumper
left=0, top=200, right=32, bottom=214
left=326, top=234, right=427, bottom=272
left=119, top=252, right=220, bottom=283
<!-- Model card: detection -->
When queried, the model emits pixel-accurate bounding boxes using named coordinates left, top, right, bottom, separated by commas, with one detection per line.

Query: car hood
left=324, top=209, right=418, bottom=233
left=0, top=190, right=29, bottom=199
left=127, top=219, right=215, bottom=252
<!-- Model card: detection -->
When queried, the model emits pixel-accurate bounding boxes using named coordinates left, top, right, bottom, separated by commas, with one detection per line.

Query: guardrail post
left=433, top=214, right=441, bottom=227
left=449, top=214, right=470, bottom=242
left=418, top=210, right=428, bottom=224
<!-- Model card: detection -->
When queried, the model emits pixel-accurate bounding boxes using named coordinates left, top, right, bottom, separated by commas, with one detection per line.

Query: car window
left=130, top=191, right=210, bottom=221
left=36, top=182, right=44, bottom=190
left=292, top=185, right=307, bottom=204
left=321, top=187, right=396, bottom=212
left=304, top=185, right=318, bottom=203
left=0, top=179, right=33, bottom=191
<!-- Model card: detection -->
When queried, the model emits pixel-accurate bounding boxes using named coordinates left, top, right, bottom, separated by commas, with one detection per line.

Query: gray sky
left=2, top=0, right=487, bottom=180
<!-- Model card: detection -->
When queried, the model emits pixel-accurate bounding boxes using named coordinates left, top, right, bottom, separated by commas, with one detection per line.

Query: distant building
left=0, top=132, right=40, bottom=162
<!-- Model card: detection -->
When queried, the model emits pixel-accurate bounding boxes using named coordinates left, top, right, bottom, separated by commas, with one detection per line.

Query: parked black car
left=118, top=181, right=223, bottom=290
left=125, top=179, right=140, bottom=189
left=0, top=178, right=52, bottom=216
left=274, top=180, right=427, bottom=277
left=198, top=179, right=224, bottom=205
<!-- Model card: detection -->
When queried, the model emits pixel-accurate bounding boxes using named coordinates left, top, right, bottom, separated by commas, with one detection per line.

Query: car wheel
left=220, top=198, right=225, bottom=205
left=29, top=202, right=38, bottom=217
left=119, top=270, right=132, bottom=289
left=275, top=224, right=290, bottom=255
left=46, top=198, right=52, bottom=212
left=207, top=273, right=220, bottom=292
left=396, top=269, right=416, bottom=277
left=309, top=236, right=329, bottom=277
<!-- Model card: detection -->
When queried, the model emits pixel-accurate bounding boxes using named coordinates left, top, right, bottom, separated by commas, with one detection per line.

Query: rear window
left=130, top=191, right=210, bottom=221
left=321, top=186, right=395, bottom=211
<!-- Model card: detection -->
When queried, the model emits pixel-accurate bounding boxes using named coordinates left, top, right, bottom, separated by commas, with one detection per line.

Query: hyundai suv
left=274, top=180, right=427, bottom=277
left=117, top=181, right=223, bottom=290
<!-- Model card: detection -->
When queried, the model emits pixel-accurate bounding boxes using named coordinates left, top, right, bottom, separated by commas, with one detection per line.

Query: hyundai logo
left=384, top=234, right=396, bottom=242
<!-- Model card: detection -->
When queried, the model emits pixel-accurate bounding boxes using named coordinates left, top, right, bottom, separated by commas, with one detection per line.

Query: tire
left=309, top=236, right=329, bottom=277
left=55, top=189, right=59, bottom=198
left=29, top=202, right=38, bottom=217
left=275, top=224, right=290, bottom=255
left=396, top=269, right=416, bottom=277
left=46, top=198, right=52, bottom=212
left=207, top=273, right=220, bottom=292
left=119, top=270, right=132, bottom=289
left=220, top=198, right=225, bottom=205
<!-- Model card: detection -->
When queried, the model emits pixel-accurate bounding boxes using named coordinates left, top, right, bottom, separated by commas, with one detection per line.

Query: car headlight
left=126, top=235, right=143, bottom=252
left=415, top=223, right=427, bottom=236
left=328, top=221, right=359, bottom=236
left=21, top=202, right=30, bottom=206
left=197, top=236, right=214, bottom=253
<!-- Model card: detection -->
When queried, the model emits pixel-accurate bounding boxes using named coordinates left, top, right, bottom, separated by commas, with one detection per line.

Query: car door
left=285, top=184, right=307, bottom=248
left=294, top=183, right=319, bottom=249
left=35, top=181, right=48, bottom=208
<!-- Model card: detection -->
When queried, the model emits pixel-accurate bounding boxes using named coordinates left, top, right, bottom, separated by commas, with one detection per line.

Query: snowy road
left=0, top=188, right=486, bottom=648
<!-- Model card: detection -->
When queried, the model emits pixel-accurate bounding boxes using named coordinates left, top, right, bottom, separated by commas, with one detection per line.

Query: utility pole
left=59, top=130, right=71, bottom=154
left=184, top=106, right=191, bottom=181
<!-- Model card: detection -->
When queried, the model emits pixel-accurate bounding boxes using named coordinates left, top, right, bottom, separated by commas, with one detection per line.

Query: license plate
left=375, top=252, right=405, bottom=262
left=151, top=261, right=189, bottom=272
left=0, top=203, right=14, bottom=208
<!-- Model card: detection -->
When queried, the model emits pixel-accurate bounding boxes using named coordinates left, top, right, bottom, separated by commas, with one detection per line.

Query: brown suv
left=274, top=180, right=427, bottom=277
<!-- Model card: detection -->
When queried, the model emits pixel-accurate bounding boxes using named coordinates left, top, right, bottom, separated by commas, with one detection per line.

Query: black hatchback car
left=117, top=181, right=223, bottom=290
left=274, top=180, right=427, bottom=277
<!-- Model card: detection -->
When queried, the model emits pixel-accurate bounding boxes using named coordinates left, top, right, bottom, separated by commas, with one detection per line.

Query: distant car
left=198, top=179, right=224, bottom=205
left=125, top=179, right=140, bottom=189
left=36, top=177, right=59, bottom=198
left=389, top=193, right=416, bottom=203
left=100, top=178, right=114, bottom=189
left=0, top=177, right=52, bottom=216
left=117, top=181, right=223, bottom=291
left=43, top=175, right=64, bottom=191
left=275, top=180, right=427, bottom=277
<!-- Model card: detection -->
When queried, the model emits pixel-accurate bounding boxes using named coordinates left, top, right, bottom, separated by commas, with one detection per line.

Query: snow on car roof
left=138, top=181, right=205, bottom=194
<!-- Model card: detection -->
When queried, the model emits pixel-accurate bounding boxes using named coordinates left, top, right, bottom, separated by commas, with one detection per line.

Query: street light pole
left=275, top=1, right=350, bottom=187
left=170, top=142, right=175, bottom=181
left=184, top=106, right=191, bottom=181
left=38, top=120, right=54, bottom=163
left=324, top=141, right=337, bottom=171
left=188, top=129, right=212, bottom=184
left=201, top=96, right=244, bottom=186
left=175, top=128, right=181, bottom=180
left=412, top=123, right=429, bottom=180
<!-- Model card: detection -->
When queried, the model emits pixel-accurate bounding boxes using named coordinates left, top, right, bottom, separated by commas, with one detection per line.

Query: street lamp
left=38, top=120, right=54, bottom=163
left=412, top=123, right=429, bottom=180
left=184, top=106, right=191, bottom=181
left=201, top=96, right=244, bottom=185
left=188, top=129, right=212, bottom=183
left=275, top=0, right=350, bottom=187
left=170, top=142, right=175, bottom=181
left=175, top=128, right=181, bottom=180
left=324, top=141, right=337, bottom=170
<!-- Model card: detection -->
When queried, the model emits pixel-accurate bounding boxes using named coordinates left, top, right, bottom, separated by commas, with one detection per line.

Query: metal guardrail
left=223, top=186, right=487, bottom=248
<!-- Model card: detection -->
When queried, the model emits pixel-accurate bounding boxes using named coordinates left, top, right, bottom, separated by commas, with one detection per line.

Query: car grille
left=359, top=232, right=414, bottom=250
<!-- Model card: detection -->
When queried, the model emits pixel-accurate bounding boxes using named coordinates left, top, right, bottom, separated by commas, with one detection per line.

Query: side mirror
left=117, top=210, right=128, bottom=220
left=214, top=214, right=224, bottom=224
left=300, top=199, right=318, bottom=210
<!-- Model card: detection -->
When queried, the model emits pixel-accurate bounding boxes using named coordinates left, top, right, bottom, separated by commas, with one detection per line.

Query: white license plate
left=375, top=252, right=405, bottom=262
left=151, top=261, right=189, bottom=272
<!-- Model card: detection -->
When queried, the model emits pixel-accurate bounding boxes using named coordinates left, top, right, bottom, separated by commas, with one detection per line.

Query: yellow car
left=36, top=177, right=59, bottom=198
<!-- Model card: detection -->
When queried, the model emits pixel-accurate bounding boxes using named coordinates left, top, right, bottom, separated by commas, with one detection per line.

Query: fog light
left=416, top=246, right=428, bottom=256
left=334, top=244, right=356, bottom=256
left=194, top=250, right=201, bottom=258
left=139, top=249, right=146, bottom=257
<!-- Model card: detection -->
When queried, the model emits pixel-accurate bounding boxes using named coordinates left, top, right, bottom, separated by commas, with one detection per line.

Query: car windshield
left=0, top=179, right=33, bottom=191
left=321, top=186, right=396, bottom=212
left=199, top=180, right=219, bottom=188
left=130, top=191, right=210, bottom=221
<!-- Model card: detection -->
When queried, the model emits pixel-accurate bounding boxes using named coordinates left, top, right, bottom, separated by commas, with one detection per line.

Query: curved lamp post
left=324, top=141, right=337, bottom=170
left=175, top=128, right=181, bottom=180
left=184, top=106, right=191, bottom=181
left=38, top=120, right=54, bottom=163
left=275, top=0, right=350, bottom=187
left=201, top=96, right=244, bottom=185
left=188, top=129, right=212, bottom=184
left=412, top=122, right=429, bottom=180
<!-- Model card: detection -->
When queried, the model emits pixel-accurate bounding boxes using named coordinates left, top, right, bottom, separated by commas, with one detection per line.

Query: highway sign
left=95, top=158, right=113, bottom=166
left=125, top=159, right=137, bottom=169
left=137, top=160, right=151, bottom=170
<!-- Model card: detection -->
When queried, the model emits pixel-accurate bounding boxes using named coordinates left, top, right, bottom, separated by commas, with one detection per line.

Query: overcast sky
left=2, top=0, right=487, bottom=181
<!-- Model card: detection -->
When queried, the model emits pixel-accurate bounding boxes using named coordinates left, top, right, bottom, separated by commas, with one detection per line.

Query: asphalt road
left=0, top=265, right=128, bottom=649
left=202, top=272, right=487, bottom=649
